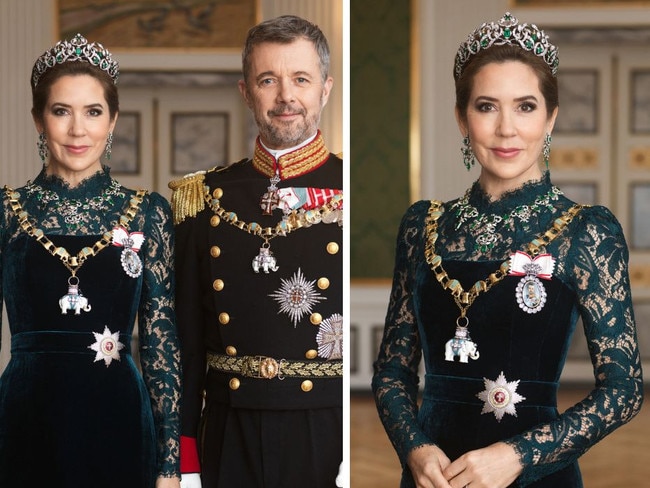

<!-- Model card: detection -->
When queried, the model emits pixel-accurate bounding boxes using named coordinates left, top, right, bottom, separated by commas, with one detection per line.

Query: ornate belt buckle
left=256, top=356, right=279, bottom=379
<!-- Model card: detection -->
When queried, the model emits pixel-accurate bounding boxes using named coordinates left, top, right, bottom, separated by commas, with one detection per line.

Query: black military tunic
left=171, top=132, right=343, bottom=488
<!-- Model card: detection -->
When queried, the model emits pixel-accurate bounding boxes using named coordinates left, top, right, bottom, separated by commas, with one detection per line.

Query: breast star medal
left=476, top=371, right=526, bottom=422
left=509, top=251, right=555, bottom=314
left=88, top=326, right=125, bottom=367
left=316, top=313, right=343, bottom=360
left=269, top=268, right=326, bottom=327
left=112, top=226, right=145, bottom=278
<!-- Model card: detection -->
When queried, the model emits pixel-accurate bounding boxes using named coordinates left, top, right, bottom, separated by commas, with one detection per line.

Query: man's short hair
left=242, top=15, right=330, bottom=84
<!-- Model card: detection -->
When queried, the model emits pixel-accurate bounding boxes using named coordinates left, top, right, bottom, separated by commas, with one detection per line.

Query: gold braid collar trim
left=252, top=131, right=330, bottom=179
left=424, top=200, right=584, bottom=316
left=4, top=186, right=147, bottom=274
left=207, top=352, right=343, bottom=380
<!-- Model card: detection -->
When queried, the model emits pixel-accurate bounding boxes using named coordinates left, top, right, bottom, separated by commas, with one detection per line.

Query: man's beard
left=257, top=103, right=322, bottom=149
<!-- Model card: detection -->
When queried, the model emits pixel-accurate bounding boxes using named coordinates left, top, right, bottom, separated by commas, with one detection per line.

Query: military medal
left=444, top=321, right=479, bottom=363
left=476, top=371, right=526, bottom=422
left=269, top=268, right=326, bottom=327
left=316, top=313, right=343, bottom=360
left=509, top=251, right=555, bottom=314
left=260, top=170, right=281, bottom=215
left=252, top=243, right=279, bottom=273
left=59, top=276, right=91, bottom=314
left=88, top=326, right=125, bottom=367
left=112, top=226, right=145, bottom=278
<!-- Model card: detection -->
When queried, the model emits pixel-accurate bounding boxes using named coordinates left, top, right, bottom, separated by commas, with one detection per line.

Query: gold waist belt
left=207, top=352, right=343, bottom=380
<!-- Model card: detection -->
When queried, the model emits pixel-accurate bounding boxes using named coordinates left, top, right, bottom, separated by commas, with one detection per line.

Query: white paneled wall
left=0, top=0, right=55, bottom=188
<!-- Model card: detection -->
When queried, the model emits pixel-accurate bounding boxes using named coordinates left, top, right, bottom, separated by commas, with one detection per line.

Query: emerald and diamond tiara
left=454, top=12, right=559, bottom=81
left=31, top=33, right=119, bottom=88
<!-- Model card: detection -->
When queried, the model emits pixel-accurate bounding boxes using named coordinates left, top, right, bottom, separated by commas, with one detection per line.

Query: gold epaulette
left=168, top=171, right=208, bottom=225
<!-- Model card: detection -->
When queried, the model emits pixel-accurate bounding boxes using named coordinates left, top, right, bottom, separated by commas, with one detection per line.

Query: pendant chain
left=424, top=200, right=583, bottom=320
left=4, top=186, right=146, bottom=277
left=205, top=189, right=343, bottom=247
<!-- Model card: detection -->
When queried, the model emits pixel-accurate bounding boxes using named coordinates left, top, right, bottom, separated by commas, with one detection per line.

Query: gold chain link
left=205, top=191, right=343, bottom=245
left=4, top=186, right=147, bottom=276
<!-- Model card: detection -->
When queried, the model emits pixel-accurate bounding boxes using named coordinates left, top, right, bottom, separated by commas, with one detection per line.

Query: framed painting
left=630, top=183, right=650, bottom=250
left=171, top=112, right=229, bottom=175
left=555, top=70, right=599, bottom=134
left=57, top=0, right=258, bottom=50
left=110, top=111, right=140, bottom=174
left=631, top=70, right=650, bottom=134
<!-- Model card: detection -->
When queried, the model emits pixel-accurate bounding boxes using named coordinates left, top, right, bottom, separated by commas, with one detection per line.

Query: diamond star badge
left=476, top=371, right=526, bottom=422
left=269, top=268, right=326, bottom=327
left=316, top=313, right=343, bottom=360
left=88, top=326, right=125, bottom=367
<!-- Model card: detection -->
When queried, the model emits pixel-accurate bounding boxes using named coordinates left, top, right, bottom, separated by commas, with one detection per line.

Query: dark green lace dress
left=0, top=168, right=181, bottom=487
left=372, top=174, right=643, bottom=487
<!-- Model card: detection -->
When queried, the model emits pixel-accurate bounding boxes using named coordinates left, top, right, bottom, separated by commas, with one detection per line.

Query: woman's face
left=34, top=74, right=116, bottom=184
left=457, top=60, right=557, bottom=199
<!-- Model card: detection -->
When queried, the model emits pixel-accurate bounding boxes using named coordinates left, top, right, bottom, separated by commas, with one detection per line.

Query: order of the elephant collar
left=252, top=130, right=329, bottom=180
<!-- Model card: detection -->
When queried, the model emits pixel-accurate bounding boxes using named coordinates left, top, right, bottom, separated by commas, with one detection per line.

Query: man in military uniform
left=169, top=15, right=343, bottom=488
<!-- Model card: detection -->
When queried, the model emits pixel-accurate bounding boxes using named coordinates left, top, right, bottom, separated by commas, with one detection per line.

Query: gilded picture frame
left=57, top=0, right=258, bottom=50
left=171, top=112, right=230, bottom=175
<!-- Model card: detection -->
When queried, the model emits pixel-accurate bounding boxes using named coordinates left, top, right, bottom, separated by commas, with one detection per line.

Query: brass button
left=213, top=279, right=224, bottom=292
left=229, top=378, right=240, bottom=390
left=310, top=313, right=322, bottom=325
left=210, top=215, right=220, bottom=227
left=301, top=380, right=313, bottom=392
left=225, top=346, right=237, bottom=356
left=213, top=188, right=223, bottom=199
left=218, top=312, right=230, bottom=325
left=210, top=246, right=221, bottom=258
left=201, top=389, right=207, bottom=399
left=326, top=242, right=339, bottom=255
left=305, top=349, right=318, bottom=359
left=317, top=277, right=330, bottom=290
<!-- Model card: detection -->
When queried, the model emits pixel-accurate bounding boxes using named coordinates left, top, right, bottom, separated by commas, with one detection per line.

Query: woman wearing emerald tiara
left=0, top=35, right=180, bottom=487
left=372, top=12, right=643, bottom=488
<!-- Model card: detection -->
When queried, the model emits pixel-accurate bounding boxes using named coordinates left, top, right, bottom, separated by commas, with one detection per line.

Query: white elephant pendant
left=444, top=326, right=480, bottom=363
left=252, top=246, right=279, bottom=273
left=59, top=282, right=91, bottom=315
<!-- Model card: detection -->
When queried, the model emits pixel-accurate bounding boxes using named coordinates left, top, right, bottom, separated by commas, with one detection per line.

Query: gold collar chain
left=205, top=190, right=343, bottom=243
left=205, top=189, right=343, bottom=273
left=4, top=186, right=147, bottom=277
left=424, top=200, right=583, bottom=319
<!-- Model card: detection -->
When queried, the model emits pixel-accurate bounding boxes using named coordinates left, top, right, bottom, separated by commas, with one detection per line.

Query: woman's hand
left=156, top=475, right=182, bottom=488
left=442, top=441, right=522, bottom=488
left=407, top=444, right=453, bottom=488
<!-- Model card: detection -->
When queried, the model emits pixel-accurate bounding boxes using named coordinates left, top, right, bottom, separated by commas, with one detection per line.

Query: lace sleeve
left=138, top=192, right=181, bottom=478
left=372, top=201, right=434, bottom=465
left=507, top=206, right=644, bottom=486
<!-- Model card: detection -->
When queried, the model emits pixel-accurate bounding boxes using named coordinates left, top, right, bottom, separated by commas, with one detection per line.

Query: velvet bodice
left=372, top=173, right=643, bottom=487
left=0, top=167, right=181, bottom=481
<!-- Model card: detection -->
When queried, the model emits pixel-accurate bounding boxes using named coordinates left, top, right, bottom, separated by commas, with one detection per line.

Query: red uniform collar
left=252, top=131, right=330, bottom=180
